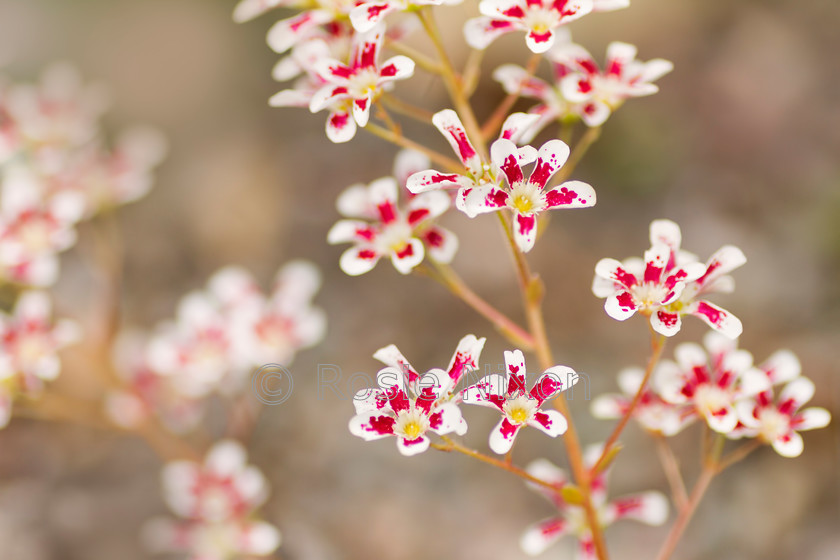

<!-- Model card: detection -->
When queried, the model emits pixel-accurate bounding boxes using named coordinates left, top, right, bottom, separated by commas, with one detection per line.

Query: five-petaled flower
left=735, top=378, right=831, bottom=458
left=654, top=332, right=770, bottom=434
left=465, top=0, right=594, bottom=54
left=328, top=170, right=455, bottom=275
left=545, top=40, right=673, bottom=126
left=148, top=261, right=325, bottom=398
left=462, top=349, right=577, bottom=454
left=590, top=366, right=693, bottom=437
left=407, top=109, right=595, bottom=252
left=349, top=367, right=465, bottom=456
left=519, top=447, right=668, bottom=557
left=463, top=137, right=595, bottom=252
left=0, top=290, right=79, bottom=428
left=143, top=440, right=280, bottom=560
left=310, top=25, right=415, bottom=142
left=593, top=219, right=745, bottom=337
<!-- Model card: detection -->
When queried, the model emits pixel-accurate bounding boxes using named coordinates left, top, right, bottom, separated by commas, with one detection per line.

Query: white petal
left=205, top=440, right=247, bottom=475
left=397, top=434, right=430, bottom=456
left=488, top=418, right=519, bottom=454
left=389, top=238, right=424, bottom=274
left=527, top=409, right=568, bottom=437
left=796, top=407, right=831, bottom=431
left=339, top=246, right=380, bottom=276
left=760, top=350, right=801, bottom=385
left=772, top=431, right=803, bottom=458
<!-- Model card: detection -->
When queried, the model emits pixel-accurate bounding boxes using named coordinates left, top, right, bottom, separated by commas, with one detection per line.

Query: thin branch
left=591, top=330, right=666, bottom=474
left=654, top=435, right=688, bottom=510
left=417, top=7, right=487, bottom=156
left=381, top=94, right=436, bottom=125
left=434, top=436, right=559, bottom=493
left=364, top=122, right=462, bottom=172
left=553, top=126, right=601, bottom=184
left=384, top=38, right=444, bottom=75
left=654, top=466, right=716, bottom=560
left=418, top=261, right=535, bottom=350
left=480, top=53, right=541, bottom=141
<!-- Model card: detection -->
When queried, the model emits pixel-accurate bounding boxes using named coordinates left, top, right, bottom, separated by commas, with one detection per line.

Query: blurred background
left=0, top=0, right=838, bottom=558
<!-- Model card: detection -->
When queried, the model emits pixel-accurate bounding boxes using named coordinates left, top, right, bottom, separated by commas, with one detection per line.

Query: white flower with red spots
left=268, top=38, right=359, bottom=143
left=265, top=2, right=354, bottom=56
left=492, top=37, right=671, bottom=137
left=350, top=335, right=484, bottom=454
left=464, top=0, right=594, bottom=54
left=143, top=440, right=280, bottom=560
left=406, top=108, right=539, bottom=197
left=309, top=25, right=415, bottom=142
left=463, top=137, right=595, bottom=252
left=545, top=40, right=673, bottom=126
left=0, top=290, right=80, bottom=385
left=373, top=333, right=485, bottom=395
left=61, top=125, right=168, bottom=212
left=349, top=368, right=465, bottom=456
left=493, top=60, right=574, bottom=145
left=328, top=170, right=455, bottom=275
left=0, top=290, right=79, bottom=428
left=0, top=166, right=85, bottom=286
left=148, top=291, right=237, bottom=398
left=462, top=349, right=577, bottom=454
left=590, top=367, right=692, bottom=437
left=148, top=262, right=325, bottom=398
left=350, top=334, right=486, bottom=455
left=350, top=0, right=445, bottom=33
left=105, top=331, right=205, bottom=433
left=519, top=448, right=668, bottom=557
left=593, top=219, right=745, bottom=337
left=654, top=332, right=770, bottom=434
left=0, top=63, right=108, bottom=161
left=407, top=109, right=595, bottom=252
left=735, top=377, right=830, bottom=458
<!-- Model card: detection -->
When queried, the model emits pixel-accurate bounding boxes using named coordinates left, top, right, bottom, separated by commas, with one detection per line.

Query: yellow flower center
left=512, top=194, right=534, bottom=214
left=402, top=420, right=423, bottom=440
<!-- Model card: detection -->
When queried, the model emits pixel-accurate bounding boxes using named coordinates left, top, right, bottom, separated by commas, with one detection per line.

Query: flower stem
left=591, top=331, right=666, bottom=474
left=417, top=7, right=486, bottom=156
left=553, top=126, right=601, bottom=184
left=654, top=465, right=716, bottom=560
left=495, top=210, right=610, bottom=560
left=654, top=435, right=688, bottom=510
left=419, top=261, right=536, bottom=350
left=381, top=93, right=436, bottom=125
left=364, top=122, right=461, bottom=172
left=434, top=435, right=559, bottom=493
left=385, top=37, right=444, bottom=76
left=717, top=440, right=761, bottom=471
left=461, top=48, right=485, bottom=98
left=480, top=53, right=541, bottom=141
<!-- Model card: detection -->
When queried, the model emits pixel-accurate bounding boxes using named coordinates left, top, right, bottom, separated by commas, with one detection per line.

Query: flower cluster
left=106, top=261, right=325, bottom=428
left=593, top=331, right=831, bottom=458
left=494, top=33, right=673, bottom=135
left=0, top=64, right=166, bottom=286
left=349, top=335, right=580, bottom=456
left=328, top=149, right=457, bottom=275
left=143, top=440, right=280, bottom=560
left=520, top=446, right=668, bottom=557
left=0, top=290, right=79, bottom=427
left=593, top=219, right=745, bottom=338
left=234, top=0, right=833, bottom=558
